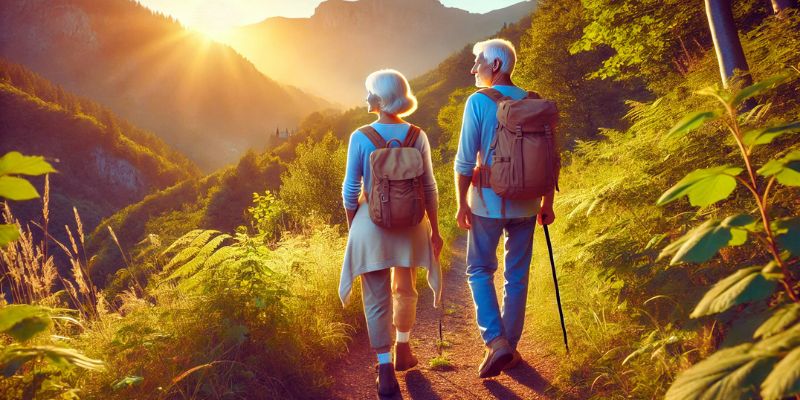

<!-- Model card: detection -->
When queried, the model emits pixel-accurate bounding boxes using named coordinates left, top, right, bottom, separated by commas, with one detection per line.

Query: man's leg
left=466, top=214, right=505, bottom=345
left=501, top=216, right=536, bottom=350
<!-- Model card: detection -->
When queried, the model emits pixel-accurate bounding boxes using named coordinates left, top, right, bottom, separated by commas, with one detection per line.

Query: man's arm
left=455, top=172, right=472, bottom=230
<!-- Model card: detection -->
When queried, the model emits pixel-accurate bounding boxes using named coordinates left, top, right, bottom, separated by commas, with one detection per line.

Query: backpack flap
left=369, top=148, right=424, bottom=180
left=497, top=99, right=559, bottom=133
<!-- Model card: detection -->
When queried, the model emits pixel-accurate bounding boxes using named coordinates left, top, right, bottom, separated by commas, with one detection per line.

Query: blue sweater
left=454, top=85, right=541, bottom=218
left=342, top=122, right=438, bottom=211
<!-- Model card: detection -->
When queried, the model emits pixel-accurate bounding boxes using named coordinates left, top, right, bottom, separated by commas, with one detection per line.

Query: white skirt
left=338, top=200, right=442, bottom=308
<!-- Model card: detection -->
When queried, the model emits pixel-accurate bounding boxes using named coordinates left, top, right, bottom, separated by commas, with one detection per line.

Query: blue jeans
left=467, top=213, right=536, bottom=349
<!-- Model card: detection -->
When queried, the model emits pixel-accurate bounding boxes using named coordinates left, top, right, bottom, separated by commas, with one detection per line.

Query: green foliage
left=659, top=215, right=755, bottom=265
left=657, top=166, right=743, bottom=207
left=665, top=111, right=721, bottom=140
left=0, top=151, right=55, bottom=246
left=0, top=305, right=52, bottom=342
left=690, top=265, right=779, bottom=318
left=658, top=74, right=800, bottom=399
left=279, top=133, right=347, bottom=226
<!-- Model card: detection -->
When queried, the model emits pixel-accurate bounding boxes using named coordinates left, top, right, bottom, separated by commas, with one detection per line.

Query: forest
left=1, top=0, right=799, bottom=399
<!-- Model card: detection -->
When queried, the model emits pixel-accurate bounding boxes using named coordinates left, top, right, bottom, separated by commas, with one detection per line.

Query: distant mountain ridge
left=0, top=0, right=332, bottom=171
left=226, top=0, right=536, bottom=105
left=0, top=59, right=196, bottom=246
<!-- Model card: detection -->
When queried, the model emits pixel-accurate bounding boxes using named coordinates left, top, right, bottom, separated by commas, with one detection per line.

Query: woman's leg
left=391, top=266, right=419, bottom=371
left=360, top=269, right=393, bottom=354
left=391, top=266, right=418, bottom=334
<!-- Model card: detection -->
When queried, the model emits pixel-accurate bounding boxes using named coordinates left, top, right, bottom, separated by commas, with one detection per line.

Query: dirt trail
left=328, top=235, right=576, bottom=399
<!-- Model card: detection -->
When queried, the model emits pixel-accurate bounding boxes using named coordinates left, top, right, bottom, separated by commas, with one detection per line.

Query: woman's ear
left=367, top=93, right=381, bottom=112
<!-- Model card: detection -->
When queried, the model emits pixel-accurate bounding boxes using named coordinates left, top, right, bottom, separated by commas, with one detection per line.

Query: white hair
left=473, top=38, right=517, bottom=75
left=365, top=69, right=418, bottom=117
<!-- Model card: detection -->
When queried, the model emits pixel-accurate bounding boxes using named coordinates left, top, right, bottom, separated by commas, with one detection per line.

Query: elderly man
left=453, top=38, right=556, bottom=378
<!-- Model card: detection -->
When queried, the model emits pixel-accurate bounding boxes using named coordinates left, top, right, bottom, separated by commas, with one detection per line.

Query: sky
left=138, top=0, right=527, bottom=36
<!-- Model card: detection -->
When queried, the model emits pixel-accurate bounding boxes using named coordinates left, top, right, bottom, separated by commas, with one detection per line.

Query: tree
left=706, top=0, right=753, bottom=88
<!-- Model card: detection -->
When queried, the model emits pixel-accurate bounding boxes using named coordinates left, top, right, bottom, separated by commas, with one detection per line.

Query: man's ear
left=492, top=59, right=502, bottom=73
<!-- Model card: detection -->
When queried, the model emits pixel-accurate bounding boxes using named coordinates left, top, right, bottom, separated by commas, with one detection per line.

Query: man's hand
left=456, top=204, right=472, bottom=230
left=537, top=204, right=555, bottom=226
left=431, top=231, right=443, bottom=260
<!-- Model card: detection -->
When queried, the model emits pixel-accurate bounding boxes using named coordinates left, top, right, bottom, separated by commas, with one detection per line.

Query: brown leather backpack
left=472, top=88, right=560, bottom=209
left=359, top=124, right=426, bottom=229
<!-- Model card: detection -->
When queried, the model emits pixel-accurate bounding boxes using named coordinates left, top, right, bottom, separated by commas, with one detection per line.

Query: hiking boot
left=503, top=350, right=522, bottom=371
left=393, top=342, right=418, bottom=371
left=478, top=336, right=513, bottom=378
left=376, top=363, right=400, bottom=397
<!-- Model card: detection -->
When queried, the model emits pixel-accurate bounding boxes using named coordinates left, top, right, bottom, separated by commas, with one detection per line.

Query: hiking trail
left=328, top=235, right=578, bottom=399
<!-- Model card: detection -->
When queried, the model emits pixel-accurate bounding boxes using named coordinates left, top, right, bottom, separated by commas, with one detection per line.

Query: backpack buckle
left=516, top=125, right=523, bottom=137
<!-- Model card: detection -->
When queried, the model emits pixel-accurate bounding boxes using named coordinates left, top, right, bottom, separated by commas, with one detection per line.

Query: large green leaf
left=0, top=305, right=52, bottom=342
left=657, top=166, right=742, bottom=207
left=772, top=217, right=800, bottom=256
left=666, top=110, right=720, bottom=139
left=732, top=75, right=788, bottom=107
left=0, top=151, right=56, bottom=176
left=690, top=266, right=778, bottom=318
left=0, top=224, right=19, bottom=247
left=660, top=215, right=755, bottom=265
left=756, top=304, right=800, bottom=339
left=758, top=150, right=800, bottom=186
left=665, top=344, right=775, bottom=400
left=761, top=345, right=800, bottom=400
left=743, top=121, right=800, bottom=146
left=0, top=176, right=39, bottom=201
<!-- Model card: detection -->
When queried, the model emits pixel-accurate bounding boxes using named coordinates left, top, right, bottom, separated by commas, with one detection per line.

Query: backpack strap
left=477, top=88, right=505, bottom=103
left=358, top=125, right=386, bottom=148
left=402, top=124, right=421, bottom=147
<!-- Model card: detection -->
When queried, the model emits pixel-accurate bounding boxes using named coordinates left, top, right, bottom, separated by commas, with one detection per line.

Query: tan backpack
left=359, top=124, right=426, bottom=229
left=472, top=88, right=560, bottom=209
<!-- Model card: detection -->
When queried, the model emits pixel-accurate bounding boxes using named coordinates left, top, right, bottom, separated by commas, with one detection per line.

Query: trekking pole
left=543, top=224, right=569, bottom=353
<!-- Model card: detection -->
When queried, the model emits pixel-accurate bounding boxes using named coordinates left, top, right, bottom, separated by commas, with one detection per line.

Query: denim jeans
left=466, top=213, right=536, bottom=349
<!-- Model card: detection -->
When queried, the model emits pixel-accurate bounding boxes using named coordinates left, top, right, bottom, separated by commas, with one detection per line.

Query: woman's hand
left=431, top=231, right=443, bottom=261
left=537, top=204, right=555, bottom=226
left=346, top=208, right=357, bottom=228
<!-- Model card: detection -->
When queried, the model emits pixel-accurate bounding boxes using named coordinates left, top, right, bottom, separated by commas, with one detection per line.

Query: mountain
left=0, top=0, right=332, bottom=171
left=0, top=58, right=197, bottom=244
left=225, top=0, right=537, bottom=105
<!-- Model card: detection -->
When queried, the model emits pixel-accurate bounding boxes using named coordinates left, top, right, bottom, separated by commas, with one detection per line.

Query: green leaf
left=772, top=217, right=800, bottom=256
left=0, top=305, right=52, bottom=342
left=732, top=75, right=788, bottom=107
left=743, top=121, right=800, bottom=146
left=0, top=224, right=19, bottom=247
left=665, top=344, right=775, bottom=400
left=112, top=375, right=144, bottom=390
left=657, top=166, right=742, bottom=207
left=759, top=151, right=800, bottom=186
left=756, top=304, right=800, bottom=339
left=690, top=266, right=778, bottom=318
left=661, top=215, right=755, bottom=265
left=761, top=345, right=800, bottom=400
left=0, top=176, right=39, bottom=201
left=666, top=111, right=720, bottom=139
left=0, top=344, right=103, bottom=374
left=0, top=151, right=56, bottom=176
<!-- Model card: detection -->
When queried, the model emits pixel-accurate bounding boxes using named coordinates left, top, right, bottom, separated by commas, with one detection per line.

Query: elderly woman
left=339, top=69, right=442, bottom=396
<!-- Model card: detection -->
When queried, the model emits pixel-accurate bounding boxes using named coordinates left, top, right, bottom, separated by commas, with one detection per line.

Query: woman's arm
left=342, top=132, right=363, bottom=227
left=419, top=131, right=442, bottom=259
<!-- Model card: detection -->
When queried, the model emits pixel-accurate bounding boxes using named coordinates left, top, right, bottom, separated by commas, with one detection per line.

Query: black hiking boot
left=376, top=363, right=400, bottom=397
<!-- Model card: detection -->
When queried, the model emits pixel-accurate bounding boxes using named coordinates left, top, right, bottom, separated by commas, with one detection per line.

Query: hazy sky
left=139, top=0, right=527, bottom=34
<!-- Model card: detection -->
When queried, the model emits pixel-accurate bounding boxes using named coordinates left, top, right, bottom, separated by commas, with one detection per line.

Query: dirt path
left=328, top=235, right=576, bottom=399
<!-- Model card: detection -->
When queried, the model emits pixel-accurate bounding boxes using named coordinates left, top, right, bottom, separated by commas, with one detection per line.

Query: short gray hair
left=365, top=69, right=418, bottom=117
left=473, top=38, right=516, bottom=75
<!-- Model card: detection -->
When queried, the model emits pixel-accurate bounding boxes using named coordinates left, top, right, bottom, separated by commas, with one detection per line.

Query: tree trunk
left=771, top=0, right=798, bottom=14
left=705, top=0, right=752, bottom=88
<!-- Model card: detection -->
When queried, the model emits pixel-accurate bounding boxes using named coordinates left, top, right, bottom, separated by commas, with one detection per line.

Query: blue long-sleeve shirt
left=342, top=122, right=438, bottom=211
left=454, top=85, right=541, bottom=218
